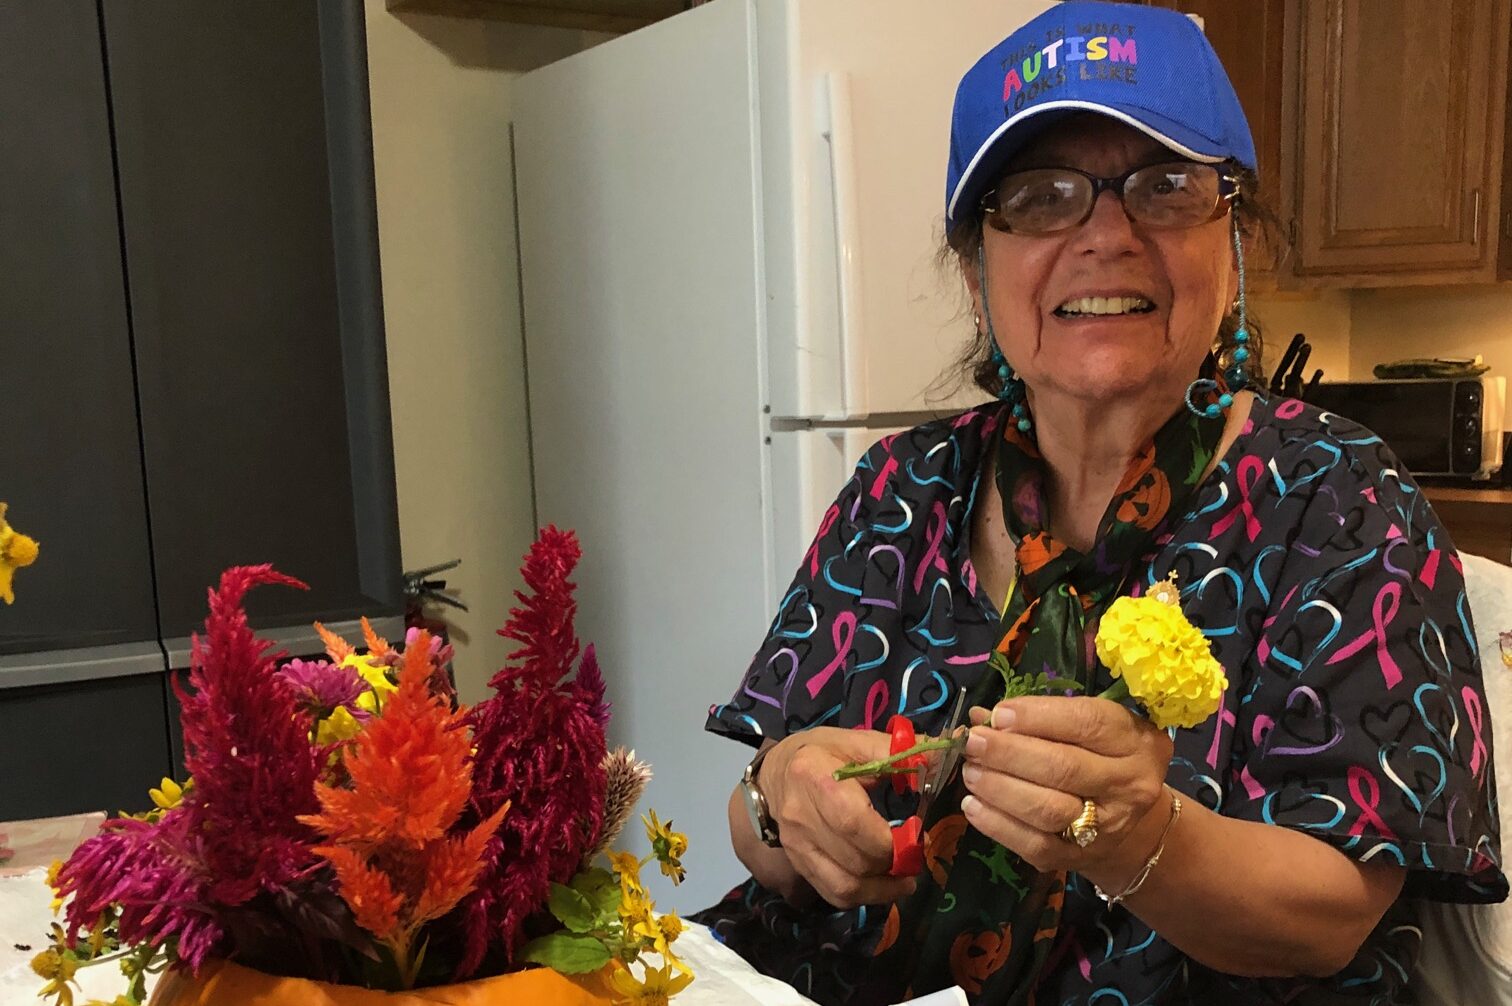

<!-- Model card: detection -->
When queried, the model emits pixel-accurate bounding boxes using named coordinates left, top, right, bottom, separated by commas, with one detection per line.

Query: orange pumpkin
left=949, top=926, right=1013, bottom=996
left=1015, top=532, right=1066, bottom=575
left=925, top=813, right=968, bottom=888
left=872, top=904, right=902, bottom=958
left=1115, top=466, right=1172, bottom=531
left=148, top=959, right=613, bottom=1006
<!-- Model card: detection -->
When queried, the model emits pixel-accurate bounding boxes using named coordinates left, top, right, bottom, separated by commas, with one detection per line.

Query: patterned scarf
left=873, top=386, right=1227, bottom=1004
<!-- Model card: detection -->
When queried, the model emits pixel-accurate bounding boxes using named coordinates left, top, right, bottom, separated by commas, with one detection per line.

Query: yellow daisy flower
left=343, top=654, right=396, bottom=713
left=607, top=959, right=695, bottom=1006
left=148, top=776, right=188, bottom=811
left=642, top=810, right=688, bottom=885
left=618, top=881, right=654, bottom=930
left=632, top=911, right=690, bottom=973
left=315, top=705, right=363, bottom=746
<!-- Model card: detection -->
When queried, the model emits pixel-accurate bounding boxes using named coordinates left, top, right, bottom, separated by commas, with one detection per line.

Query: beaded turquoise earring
left=978, top=247, right=1031, bottom=432
left=1186, top=211, right=1250, bottom=419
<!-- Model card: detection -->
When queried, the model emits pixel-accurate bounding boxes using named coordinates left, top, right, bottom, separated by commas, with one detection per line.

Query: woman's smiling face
left=968, top=114, right=1239, bottom=409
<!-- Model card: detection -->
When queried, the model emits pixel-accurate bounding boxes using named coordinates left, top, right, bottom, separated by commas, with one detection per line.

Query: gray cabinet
left=0, top=0, right=160, bottom=657
left=0, top=1, right=400, bottom=820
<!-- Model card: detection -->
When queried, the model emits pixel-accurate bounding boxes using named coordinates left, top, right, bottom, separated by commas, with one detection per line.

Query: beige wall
left=364, top=3, right=610, bottom=701
left=1249, top=289, right=1353, bottom=388
left=1250, top=285, right=1512, bottom=431
left=1350, top=286, right=1512, bottom=396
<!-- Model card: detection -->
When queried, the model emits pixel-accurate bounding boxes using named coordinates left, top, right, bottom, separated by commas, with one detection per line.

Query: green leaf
left=570, top=867, right=622, bottom=922
left=547, top=882, right=597, bottom=934
left=520, top=933, right=613, bottom=974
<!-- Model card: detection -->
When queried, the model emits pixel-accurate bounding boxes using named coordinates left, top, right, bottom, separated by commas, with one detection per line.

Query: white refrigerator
left=514, top=0, right=1051, bottom=912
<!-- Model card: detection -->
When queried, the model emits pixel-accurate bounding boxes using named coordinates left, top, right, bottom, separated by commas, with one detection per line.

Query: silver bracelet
left=1094, top=788, right=1182, bottom=908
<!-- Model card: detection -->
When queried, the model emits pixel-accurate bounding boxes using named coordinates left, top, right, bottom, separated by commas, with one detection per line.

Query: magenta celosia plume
left=56, top=565, right=318, bottom=970
left=453, top=526, right=609, bottom=976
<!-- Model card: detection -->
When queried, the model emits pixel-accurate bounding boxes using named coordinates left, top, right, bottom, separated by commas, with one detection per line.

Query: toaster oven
left=1309, top=376, right=1505, bottom=480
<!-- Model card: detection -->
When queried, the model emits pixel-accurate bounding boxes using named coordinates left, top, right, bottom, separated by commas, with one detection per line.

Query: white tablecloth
left=0, top=865, right=816, bottom=1006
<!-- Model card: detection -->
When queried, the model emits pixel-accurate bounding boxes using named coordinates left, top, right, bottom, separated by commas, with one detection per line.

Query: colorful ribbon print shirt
left=699, top=395, right=1507, bottom=1006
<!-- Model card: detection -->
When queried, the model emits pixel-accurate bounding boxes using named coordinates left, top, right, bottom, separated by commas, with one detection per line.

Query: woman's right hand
left=759, top=727, right=919, bottom=909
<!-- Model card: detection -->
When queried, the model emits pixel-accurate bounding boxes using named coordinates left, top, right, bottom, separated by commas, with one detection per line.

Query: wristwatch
left=740, top=743, right=782, bottom=848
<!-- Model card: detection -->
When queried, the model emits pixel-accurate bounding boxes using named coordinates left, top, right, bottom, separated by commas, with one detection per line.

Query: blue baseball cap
left=945, top=1, right=1257, bottom=234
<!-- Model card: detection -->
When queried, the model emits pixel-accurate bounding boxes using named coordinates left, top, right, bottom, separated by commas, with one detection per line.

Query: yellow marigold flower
left=316, top=705, right=363, bottom=746
left=607, top=959, right=695, bottom=1006
left=642, top=810, right=688, bottom=885
left=0, top=502, right=40, bottom=606
left=1095, top=584, right=1228, bottom=731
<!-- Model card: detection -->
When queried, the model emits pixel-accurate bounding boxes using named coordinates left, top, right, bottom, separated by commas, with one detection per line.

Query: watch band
left=742, top=743, right=782, bottom=848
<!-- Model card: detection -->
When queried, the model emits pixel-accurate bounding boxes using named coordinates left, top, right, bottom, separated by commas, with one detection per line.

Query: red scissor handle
left=886, top=715, right=927, bottom=875
left=891, top=816, right=924, bottom=876
left=886, top=715, right=926, bottom=796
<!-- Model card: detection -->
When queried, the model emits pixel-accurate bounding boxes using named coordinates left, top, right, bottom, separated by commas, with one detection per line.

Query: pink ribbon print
left=1325, top=580, right=1403, bottom=690
left=857, top=678, right=890, bottom=731
left=804, top=504, right=840, bottom=578
left=911, top=501, right=950, bottom=595
left=1346, top=765, right=1399, bottom=841
left=1211, top=455, right=1263, bottom=542
left=1464, top=685, right=1489, bottom=779
left=805, top=610, right=857, bottom=700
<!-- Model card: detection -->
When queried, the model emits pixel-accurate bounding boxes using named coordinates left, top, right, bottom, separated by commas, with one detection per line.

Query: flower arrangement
left=32, top=527, right=694, bottom=1006
left=836, top=572, right=1227, bottom=782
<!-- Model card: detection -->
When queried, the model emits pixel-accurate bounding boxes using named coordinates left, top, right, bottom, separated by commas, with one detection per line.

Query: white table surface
left=0, top=864, right=817, bottom=1006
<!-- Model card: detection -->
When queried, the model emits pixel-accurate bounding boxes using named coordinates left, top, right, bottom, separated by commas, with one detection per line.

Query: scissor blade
left=916, top=689, right=970, bottom=818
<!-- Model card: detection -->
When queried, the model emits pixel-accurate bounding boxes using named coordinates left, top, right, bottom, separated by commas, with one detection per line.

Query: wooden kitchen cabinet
left=1285, top=0, right=1512, bottom=286
left=1150, top=0, right=1512, bottom=289
left=1145, top=0, right=1287, bottom=281
left=385, top=0, right=686, bottom=32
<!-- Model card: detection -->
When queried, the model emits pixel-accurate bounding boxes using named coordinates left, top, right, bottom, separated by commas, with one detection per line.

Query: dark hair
left=931, top=166, right=1279, bottom=401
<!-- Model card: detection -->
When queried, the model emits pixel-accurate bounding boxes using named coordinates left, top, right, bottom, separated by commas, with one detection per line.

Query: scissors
left=888, top=687, right=970, bottom=876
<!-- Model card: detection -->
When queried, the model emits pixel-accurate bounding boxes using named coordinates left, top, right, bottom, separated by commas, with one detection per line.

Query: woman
left=696, top=3, right=1505, bottom=1005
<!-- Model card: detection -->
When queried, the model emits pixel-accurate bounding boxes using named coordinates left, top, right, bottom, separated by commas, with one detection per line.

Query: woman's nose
left=1075, top=189, right=1142, bottom=253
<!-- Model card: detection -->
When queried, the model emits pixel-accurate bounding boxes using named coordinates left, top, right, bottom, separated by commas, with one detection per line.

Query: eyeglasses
left=980, top=161, right=1239, bottom=236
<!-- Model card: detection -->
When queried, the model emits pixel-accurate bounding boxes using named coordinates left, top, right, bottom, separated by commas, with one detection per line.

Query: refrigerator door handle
left=821, top=71, right=870, bottom=419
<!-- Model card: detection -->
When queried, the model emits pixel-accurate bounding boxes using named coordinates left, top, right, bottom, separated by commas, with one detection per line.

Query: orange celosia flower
left=361, top=616, right=393, bottom=659
left=314, top=621, right=356, bottom=664
left=314, top=844, right=404, bottom=942
left=299, top=631, right=507, bottom=987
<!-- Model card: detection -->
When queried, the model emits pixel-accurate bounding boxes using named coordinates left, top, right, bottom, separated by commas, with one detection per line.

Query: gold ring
left=1062, top=798, right=1099, bottom=848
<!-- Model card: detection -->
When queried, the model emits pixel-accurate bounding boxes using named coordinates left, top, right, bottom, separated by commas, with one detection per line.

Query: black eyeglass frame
left=979, top=160, right=1243, bottom=235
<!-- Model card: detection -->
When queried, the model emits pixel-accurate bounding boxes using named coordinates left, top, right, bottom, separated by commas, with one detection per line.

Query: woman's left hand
left=960, top=695, right=1173, bottom=874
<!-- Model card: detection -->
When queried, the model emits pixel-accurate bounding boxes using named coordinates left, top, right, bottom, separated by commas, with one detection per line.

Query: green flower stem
left=832, top=737, right=959, bottom=781
left=1097, top=678, right=1130, bottom=703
